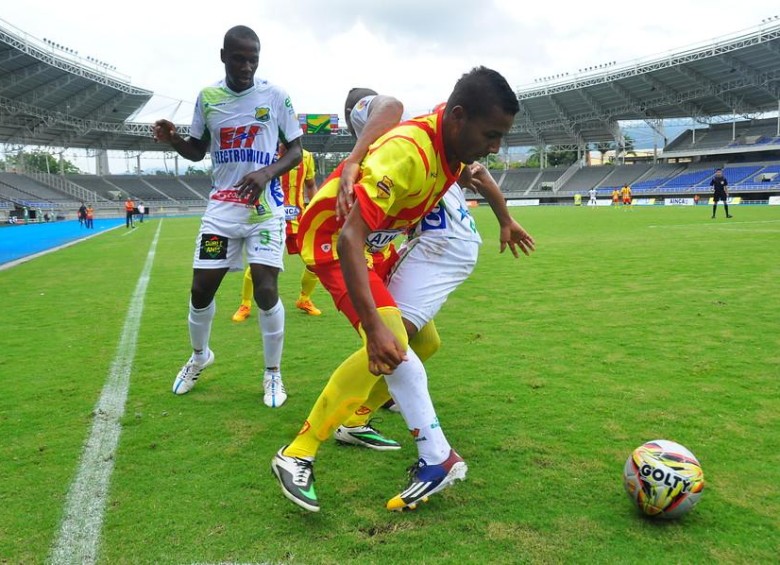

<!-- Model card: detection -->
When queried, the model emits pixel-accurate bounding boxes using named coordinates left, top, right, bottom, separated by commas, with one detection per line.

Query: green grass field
left=1, top=205, right=778, bottom=564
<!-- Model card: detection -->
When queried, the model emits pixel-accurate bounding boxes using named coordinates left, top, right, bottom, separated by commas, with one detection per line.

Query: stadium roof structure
left=2, top=18, right=780, bottom=156
left=507, top=20, right=780, bottom=149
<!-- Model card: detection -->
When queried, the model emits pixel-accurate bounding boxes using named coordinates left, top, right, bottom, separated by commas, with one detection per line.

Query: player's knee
left=410, top=324, right=441, bottom=363
left=376, top=307, right=409, bottom=349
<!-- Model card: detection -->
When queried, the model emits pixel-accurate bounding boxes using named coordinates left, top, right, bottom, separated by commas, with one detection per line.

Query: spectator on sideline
left=124, top=196, right=136, bottom=229
left=78, top=202, right=87, bottom=227
left=85, top=204, right=94, bottom=229
left=138, top=201, right=146, bottom=223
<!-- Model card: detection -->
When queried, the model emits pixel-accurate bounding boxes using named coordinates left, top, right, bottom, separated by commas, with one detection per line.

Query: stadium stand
left=0, top=172, right=71, bottom=203
left=3, top=17, right=780, bottom=211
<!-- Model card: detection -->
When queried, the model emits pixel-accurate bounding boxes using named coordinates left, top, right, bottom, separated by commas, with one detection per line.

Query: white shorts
left=192, top=215, right=285, bottom=272
left=387, top=236, right=479, bottom=330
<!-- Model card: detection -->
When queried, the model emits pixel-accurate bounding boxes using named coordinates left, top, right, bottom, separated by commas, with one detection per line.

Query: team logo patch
left=255, top=106, right=271, bottom=122
left=199, top=234, right=228, bottom=260
left=376, top=175, right=394, bottom=198
left=297, top=421, right=311, bottom=435
left=356, top=99, right=367, bottom=111
left=321, top=243, right=332, bottom=253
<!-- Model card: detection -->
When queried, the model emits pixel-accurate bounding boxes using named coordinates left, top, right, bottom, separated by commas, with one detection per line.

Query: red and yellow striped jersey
left=282, top=149, right=315, bottom=233
left=298, top=107, right=461, bottom=266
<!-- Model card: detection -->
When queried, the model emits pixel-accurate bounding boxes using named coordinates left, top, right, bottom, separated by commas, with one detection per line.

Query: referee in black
left=710, top=168, right=732, bottom=219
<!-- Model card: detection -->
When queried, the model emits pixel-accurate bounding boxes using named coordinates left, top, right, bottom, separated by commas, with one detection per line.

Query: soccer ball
left=623, top=439, right=704, bottom=519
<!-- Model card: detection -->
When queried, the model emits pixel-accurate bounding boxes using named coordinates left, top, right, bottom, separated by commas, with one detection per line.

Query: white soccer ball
left=623, top=439, right=704, bottom=519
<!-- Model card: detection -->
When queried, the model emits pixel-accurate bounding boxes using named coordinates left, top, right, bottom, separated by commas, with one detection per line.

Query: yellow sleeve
left=303, top=150, right=316, bottom=181
left=354, top=135, right=428, bottom=231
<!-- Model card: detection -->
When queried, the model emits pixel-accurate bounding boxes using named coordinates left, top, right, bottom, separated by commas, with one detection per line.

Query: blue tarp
left=0, top=219, right=126, bottom=265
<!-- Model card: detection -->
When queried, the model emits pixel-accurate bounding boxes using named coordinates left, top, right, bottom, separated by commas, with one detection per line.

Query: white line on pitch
left=648, top=219, right=780, bottom=228
left=50, top=219, right=163, bottom=565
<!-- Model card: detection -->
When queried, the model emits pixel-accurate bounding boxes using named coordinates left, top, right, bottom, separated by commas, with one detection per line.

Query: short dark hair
left=344, top=88, right=378, bottom=115
left=446, top=66, right=519, bottom=119
left=224, top=25, right=260, bottom=49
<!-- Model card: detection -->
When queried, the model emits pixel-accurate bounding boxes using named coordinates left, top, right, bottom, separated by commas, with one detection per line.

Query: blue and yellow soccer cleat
left=386, top=449, right=468, bottom=511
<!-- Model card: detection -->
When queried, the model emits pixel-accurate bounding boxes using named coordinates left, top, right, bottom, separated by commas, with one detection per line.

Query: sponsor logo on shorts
left=365, top=229, right=402, bottom=252
left=199, top=234, right=228, bottom=260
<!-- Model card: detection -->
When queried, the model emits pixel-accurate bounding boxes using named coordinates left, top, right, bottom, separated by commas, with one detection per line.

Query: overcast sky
left=2, top=0, right=779, bottom=171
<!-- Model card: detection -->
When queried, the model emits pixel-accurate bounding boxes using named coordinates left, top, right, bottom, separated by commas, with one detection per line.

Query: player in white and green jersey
left=153, top=25, right=303, bottom=407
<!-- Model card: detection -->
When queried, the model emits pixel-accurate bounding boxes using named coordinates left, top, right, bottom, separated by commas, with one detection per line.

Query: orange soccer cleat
left=295, top=298, right=322, bottom=316
left=232, top=304, right=251, bottom=322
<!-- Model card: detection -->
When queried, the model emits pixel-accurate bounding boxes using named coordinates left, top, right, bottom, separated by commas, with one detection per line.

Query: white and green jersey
left=190, top=78, right=303, bottom=224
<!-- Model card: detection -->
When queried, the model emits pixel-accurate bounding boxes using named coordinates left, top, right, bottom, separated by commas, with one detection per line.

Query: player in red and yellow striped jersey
left=232, top=147, right=322, bottom=321
left=271, top=66, right=521, bottom=513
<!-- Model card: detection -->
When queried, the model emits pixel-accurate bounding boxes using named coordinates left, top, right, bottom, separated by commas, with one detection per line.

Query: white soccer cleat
left=172, top=350, right=214, bottom=395
left=263, top=371, right=287, bottom=408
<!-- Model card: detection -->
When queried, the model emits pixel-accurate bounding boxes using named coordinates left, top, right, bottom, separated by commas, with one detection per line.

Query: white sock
left=258, top=299, right=284, bottom=371
left=188, top=300, right=215, bottom=362
left=384, top=348, right=451, bottom=465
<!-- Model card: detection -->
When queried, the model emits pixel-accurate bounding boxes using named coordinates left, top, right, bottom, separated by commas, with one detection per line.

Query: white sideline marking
left=0, top=225, right=123, bottom=271
left=50, top=220, right=163, bottom=565
left=648, top=219, right=780, bottom=229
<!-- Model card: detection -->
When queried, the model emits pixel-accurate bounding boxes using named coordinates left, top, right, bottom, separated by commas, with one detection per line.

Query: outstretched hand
left=500, top=218, right=536, bottom=258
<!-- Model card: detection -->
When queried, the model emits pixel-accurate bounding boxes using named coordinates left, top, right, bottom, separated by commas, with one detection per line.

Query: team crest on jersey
left=376, top=175, right=394, bottom=198
left=321, top=243, right=332, bottom=253
left=255, top=106, right=271, bottom=122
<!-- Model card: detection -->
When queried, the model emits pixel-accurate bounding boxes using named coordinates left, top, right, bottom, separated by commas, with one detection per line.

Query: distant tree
left=484, top=153, right=505, bottom=170
left=546, top=146, right=578, bottom=167
left=184, top=165, right=210, bottom=176
left=593, top=141, right=614, bottom=164
left=6, top=150, right=81, bottom=174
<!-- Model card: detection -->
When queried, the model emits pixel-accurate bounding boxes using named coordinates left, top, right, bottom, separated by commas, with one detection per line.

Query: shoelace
left=265, top=375, right=285, bottom=394
left=365, top=417, right=385, bottom=434
left=292, top=458, right=314, bottom=486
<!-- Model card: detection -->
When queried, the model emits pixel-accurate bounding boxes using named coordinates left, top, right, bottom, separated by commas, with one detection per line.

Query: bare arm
left=337, top=96, right=404, bottom=219
left=337, top=201, right=407, bottom=375
left=467, top=163, right=536, bottom=257
left=153, top=119, right=209, bottom=161
left=304, top=178, right=318, bottom=203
